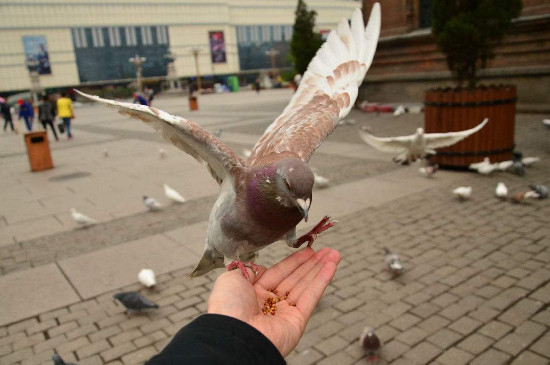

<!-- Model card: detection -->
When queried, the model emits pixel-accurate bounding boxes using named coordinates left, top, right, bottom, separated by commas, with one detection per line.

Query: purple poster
left=209, top=31, right=227, bottom=63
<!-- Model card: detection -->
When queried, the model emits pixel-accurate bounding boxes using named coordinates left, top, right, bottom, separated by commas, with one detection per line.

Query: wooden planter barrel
left=424, top=85, right=516, bottom=168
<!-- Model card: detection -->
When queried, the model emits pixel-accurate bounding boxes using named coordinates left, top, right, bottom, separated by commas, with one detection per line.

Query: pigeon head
left=274, top=158, right=314, bottom=221
left=142, top=195, right=148, bottom=200
left=416, top=128, right=424, bottom=135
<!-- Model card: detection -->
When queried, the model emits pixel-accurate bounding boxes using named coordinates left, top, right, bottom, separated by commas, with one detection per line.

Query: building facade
left=360, top=0, right=550, bottom=107
left=0, top=0, right=360, bottom=94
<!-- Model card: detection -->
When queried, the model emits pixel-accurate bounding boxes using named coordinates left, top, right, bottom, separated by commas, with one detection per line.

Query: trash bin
left=189, top=96, right=198, bottom=111
left=24, top=130, right=53, bottom=171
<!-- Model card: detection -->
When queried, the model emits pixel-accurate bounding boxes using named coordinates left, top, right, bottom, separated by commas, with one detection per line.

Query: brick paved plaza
left=0, top=89, right=549, bottom=364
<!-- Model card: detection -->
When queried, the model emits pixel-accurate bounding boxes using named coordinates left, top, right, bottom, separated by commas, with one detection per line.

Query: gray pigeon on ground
left=75, top=4, right=381, bottom=279
left=52, top=354, right=76, bottom=365
left=510, top=151, right=525, bottom=176
left=113, top=292, right=159, bottom=315
left=384, top=247, right=403, bottom=276
left=143, top=195, right=162, bottom=211
left=360, top=327, right=382, bottom=363
left=529, top=184, right=548, bottom=199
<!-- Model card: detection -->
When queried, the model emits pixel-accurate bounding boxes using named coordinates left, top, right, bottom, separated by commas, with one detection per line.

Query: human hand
left=207, top=247, right=341, bottom=356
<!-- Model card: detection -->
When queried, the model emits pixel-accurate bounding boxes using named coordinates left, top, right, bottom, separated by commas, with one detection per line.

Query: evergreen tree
left=432, top=0, right=522, bottom=88
left=290, top=0, right=323, bottom=75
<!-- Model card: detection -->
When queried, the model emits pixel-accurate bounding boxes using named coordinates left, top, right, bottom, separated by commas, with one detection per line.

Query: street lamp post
left=129, top=54, right=147, bottom=92
left=191, top=48, right=202, bottom=92
left=164, top=49, right=179, bottom=91
left=25, top=57, right=41, bottom=104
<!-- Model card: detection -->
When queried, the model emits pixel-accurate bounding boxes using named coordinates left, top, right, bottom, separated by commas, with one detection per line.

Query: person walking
left=17, top=99, right=34, bottom=131
left=1, top=98, right=14, bottom=132
left=38, top=95, right=58, bottom=141
left=56, top=92, right=74, bottom=139
left=133, top=92, right=149, bottom=106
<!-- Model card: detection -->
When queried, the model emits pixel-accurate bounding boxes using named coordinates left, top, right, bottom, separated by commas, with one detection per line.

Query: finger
left=223, top=264, right=267, bottom=285
left=295, top=260, right=339, bottom=320
left=256, top=247, right=315, bottom=289
left=276, top=248, right=336, bottom=295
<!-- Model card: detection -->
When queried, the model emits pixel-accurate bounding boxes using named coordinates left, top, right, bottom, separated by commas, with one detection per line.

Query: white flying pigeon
left=453, top=186, right=472, bottom=201
left=313, top=172, right=330, bottom=189
left=143, top=195, right=162, bottom=211
left=495, top=182, right=508, bottom=199
left=75, top=4, right=381, bottom=279
left=359, top=118, right=488, bottom=164
left=418, top=164, right=438, bottom=178
left=102, top=148, right=109, bottom=157
left=164, top=184, right=186, bottom=203
left=521, top=156, right=539, bottom=167
left=70, top=208, right=97, bottom=226
left=159, top=148, right=167, bottom=159
left=137, top=268, right=157, bottom=288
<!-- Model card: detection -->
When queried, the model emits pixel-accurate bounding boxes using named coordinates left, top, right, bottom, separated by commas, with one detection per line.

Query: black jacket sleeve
left=146, top=314, right=286, bottom=365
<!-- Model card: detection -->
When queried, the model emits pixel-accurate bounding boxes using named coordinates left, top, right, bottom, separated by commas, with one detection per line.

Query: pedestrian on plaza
left=133, top=92, right=149, bottom=106
left=17, top=99, right=34, bottom=131
left=1, top=98, right=14, bottom=132
left=254, top=77, right=261, bottom=94
left=145, top=87, right=155, bottom=106
left=147, top=247, right=340, bottom=364
left=56, top=91, right=74, bottom=139
left=38, top=94, right=59, bottom=141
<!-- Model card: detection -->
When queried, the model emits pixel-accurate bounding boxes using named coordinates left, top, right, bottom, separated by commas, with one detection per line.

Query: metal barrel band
left=436, top=145, right=516, bottom=157
left=424, top=97, right=517, bottom=107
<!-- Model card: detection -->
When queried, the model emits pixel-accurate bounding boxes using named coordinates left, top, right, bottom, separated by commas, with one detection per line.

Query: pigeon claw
left=226, top=261, right=259, bottom=280
left=294, top=216, right=336, bottom=248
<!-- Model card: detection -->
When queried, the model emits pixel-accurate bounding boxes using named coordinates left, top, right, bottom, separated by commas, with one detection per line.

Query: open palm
left=208, top=247, right=341, bottom=356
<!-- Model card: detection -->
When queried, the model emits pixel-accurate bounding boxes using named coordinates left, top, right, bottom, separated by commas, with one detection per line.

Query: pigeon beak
left=296, top=198, right=310, bottom=222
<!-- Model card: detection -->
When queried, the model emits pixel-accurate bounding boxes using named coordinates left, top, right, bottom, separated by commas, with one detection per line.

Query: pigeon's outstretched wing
left=358, top=131, right=414, bottom=153
left=248, top=4, right=381, bottom=166
left=424, top=118, right=488, bottom=149
left=75, top=90, right=245, bottom=184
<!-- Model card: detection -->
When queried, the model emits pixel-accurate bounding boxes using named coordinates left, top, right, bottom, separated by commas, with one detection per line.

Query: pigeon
left=453, top=186, right=472, bottom=201
left=418, top=164, right=438, bottom=178
left=384, top=247, right=403, bottom=276
left=137, top=268, right=157, bottom=288
left=52, top=354, right=77, bottom=365
left=70, top=208, right=97, bottom=227
left=360, top=327, right=382, bottom=363
left=102, top=148, right=109, bottom=157
left=339, top=118, right=356, bottom=126
left=495, top=182, right=508, bottom=199
left=529, top=184, right=548, bottom=199
left=213, top=128, right=223, bottom=138
left=511, top=190, right=540, bottom=204
left=510, top=152, right=525, bottom=176
left=543, top=119, right=550, bottom=128
left=359, top=118, right=488, bottom=164
left=521, top=156, right=539, bottom=167
left=164, top=184, right=186, bottom=203
left=143, top=195, right=162, bottom=211
left=469, top=157, right=499, bottom=175
left=159, top=148, right=167, bottom=158
left=313, top=172, right=330, bottom=189
left=113, top=292, right=159, bottom=315
left=75, top=4, right=381, bottom=279
left=242, top=148, right=252, bottom=158
left=393, top=104, right=406, bottom=116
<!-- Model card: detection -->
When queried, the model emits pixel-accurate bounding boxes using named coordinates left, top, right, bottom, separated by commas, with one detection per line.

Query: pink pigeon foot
left=293, top=216, right=336, bottom=248
left=226, top=261, right=260, bottom=280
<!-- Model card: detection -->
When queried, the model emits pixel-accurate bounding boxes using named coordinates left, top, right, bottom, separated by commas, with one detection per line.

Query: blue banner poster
left=22, top=35, right=52, bottom=75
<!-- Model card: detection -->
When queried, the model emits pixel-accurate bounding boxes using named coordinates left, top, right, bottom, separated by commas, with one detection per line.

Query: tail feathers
left=190, top=249, right=225, bottom=278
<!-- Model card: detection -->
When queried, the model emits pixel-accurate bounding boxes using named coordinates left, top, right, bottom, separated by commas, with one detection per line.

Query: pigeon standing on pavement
left=384, top=247, right=403, bottom=276
left=418, top=164, right=438, bottom=178
left=137, top=268, right=157, bottom=288
left=76, top=4, right=382, bottom=279
left=313, top=172, right=330, bottom=189
left=511, top=190, right=540, bottom=204
left=529, top=184, right=548, bottom=199
left=70, top=208, right=97, bottom=227
left=159, top=148, right=167, bottom=159
left=453, top=186, right=472, bottom=201
left=360, top=327, right=382, bottom=363
left=359, top=118, right=488, bottom=164
left=495, top=182, right=508, bottom=199
left=164, top=184, right=186, bottom=203
left=143, top=195, right=162, bottom=211
left=393, top=105, right=406, bottom=116
left=113, top=292, right=159, bottom=315
left=510, top=152, right=525, bottom=176
left=469, top=157, right=500, bottom=175
left=52, top=354, right=77, bottom=365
